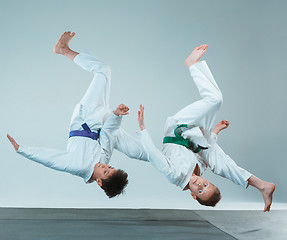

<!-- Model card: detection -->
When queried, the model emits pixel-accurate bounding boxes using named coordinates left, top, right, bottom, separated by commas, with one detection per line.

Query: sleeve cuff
left=17, top=145, right=24, bottom=154
left=136, top=129, right=148, bottom=135
left=112, top=111, right=123, bottom=119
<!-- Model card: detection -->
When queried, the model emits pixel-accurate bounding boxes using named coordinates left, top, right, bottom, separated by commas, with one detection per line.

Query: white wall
left=0, top=0, right=286, bottom=208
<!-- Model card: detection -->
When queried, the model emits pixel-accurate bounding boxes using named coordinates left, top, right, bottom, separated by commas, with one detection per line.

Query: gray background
left=0, top=0, right=286, bottom=209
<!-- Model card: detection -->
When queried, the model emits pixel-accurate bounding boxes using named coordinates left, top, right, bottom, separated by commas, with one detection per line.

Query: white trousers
left=199, top=132, right=252, bottom=188
left=69, top=53, right=112, bottom=132
left=70, top=53, right=150, bottom=163
left=164, top=61, right=251, bottom=188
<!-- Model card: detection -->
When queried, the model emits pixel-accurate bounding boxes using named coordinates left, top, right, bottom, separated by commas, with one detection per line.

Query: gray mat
left=195, top=210, right=287, bottom=240
left=0, top=208, right=235, bottom=240
left=0, top=208, right=203, bottom=221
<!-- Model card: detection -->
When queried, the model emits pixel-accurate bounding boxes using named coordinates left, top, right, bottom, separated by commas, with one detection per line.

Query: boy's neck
left=183, top=165, right=201, bottom=191
left=193, top=164, right=200, bottom=176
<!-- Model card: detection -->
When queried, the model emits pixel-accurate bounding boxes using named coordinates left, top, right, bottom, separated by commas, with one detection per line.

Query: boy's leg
left=174, top=54, right=222, bottom=130
left=69, top=53, right=111, bottom=132
left=248, top=175, right=275, bottom=212
left=198, top=137, right=252, bottom=188
left=73, top=53, right=111, bottom=110
left=165, top=45, right=222, bottom=140
left=54, top=31, right=78, bottom=60
left=200, top=122, right=275, bottom=212
left=199, top=139, right=275, bottom=212
left=54, top=32, right=111, bottom=132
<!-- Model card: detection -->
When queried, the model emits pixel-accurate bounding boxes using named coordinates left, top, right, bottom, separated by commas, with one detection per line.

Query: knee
left=92, top=64, right=111, bottom=79
left=210, top=93, right=223, bottom=108
left=216, top=93, right=223, bottom=106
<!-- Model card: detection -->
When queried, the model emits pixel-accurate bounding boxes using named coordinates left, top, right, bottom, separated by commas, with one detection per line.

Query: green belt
left=163, top=124, right=207, bottom=153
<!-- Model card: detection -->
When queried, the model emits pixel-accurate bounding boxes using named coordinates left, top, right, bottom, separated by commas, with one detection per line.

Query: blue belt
left=69, top=123, right=101, bottom=140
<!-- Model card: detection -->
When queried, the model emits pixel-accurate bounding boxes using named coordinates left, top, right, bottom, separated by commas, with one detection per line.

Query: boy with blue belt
left=7, top=32, right=148, bottom=198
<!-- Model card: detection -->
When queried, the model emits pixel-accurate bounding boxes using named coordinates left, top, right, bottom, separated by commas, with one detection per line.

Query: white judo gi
left=136, top=60, right=252, bottom=189
left=17, top=53, right=148, bottom=183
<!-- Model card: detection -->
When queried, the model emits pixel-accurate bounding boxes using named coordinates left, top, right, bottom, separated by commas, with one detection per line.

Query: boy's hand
left=7, top=134, right=19, bottom=152
left=138, top=104, right=146, bottom=131
left=212, top=120, right=230, bottom=135
left=114, top=104, right=129, bottom=116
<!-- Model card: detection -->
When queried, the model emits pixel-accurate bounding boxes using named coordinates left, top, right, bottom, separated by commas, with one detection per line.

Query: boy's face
left=188, top=175, right=216, bottom=201
left=93, top=163, right=117, bottom=180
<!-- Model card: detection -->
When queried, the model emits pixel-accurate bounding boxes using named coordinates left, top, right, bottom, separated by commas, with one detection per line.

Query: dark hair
left=101, top=169, right=128, bottom=198
left=196, top=186, right=221, bottom=207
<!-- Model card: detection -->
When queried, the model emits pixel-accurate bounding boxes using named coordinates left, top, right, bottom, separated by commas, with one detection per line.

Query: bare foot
left=261, top=182, right=276, bottom=212
left=185, top=44, right=209, bottom=68
left=53, top=31, right=76, bottom=55
left=212, top=120, right=229, bottom=135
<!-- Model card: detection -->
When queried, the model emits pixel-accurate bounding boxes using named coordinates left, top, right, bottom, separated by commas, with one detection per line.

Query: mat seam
left=193, top=211, right=238, bottom=240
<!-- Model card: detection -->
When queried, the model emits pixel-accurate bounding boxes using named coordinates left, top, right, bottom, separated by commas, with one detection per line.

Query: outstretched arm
left=136, top=105, right=172, bottom=176
left=6, top=134, right=90, bottom=181
left=115, top=128, right=149, bottom=162
left=115, top=105, right=152, bottom=162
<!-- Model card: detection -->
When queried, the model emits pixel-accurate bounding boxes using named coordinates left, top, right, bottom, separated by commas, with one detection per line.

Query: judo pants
left=69, top=53, right=112, bottom=133
left=166, top=61, right=252, bottom=188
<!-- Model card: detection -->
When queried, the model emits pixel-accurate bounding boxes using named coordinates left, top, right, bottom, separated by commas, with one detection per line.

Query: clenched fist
left=114, top=104, right=129, bottom=116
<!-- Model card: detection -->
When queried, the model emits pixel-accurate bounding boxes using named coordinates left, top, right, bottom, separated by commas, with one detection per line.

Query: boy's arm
left=136, top=129, right=171, bottom=175
left=99, top=104, right=129, bottom=160
left=115, top=128, right=149, bottom=162
left=136, top=105, right=171, bottom=175
left=103, top=104, right=149, bottom=162
left=101, top=104, right=129, bottom=136
left=7, top=134, right=87, bottom=180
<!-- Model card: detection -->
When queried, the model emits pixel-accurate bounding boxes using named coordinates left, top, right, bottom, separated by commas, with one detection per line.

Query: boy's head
left=94, top=163, right=128, bottom=198
left=189, top=175, right=221, bottom=207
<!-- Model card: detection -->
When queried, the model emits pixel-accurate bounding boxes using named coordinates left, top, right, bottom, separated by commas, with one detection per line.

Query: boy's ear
left=190, top=191, right=197, bottom=200
left=96, top=179, right=102, bottom=187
